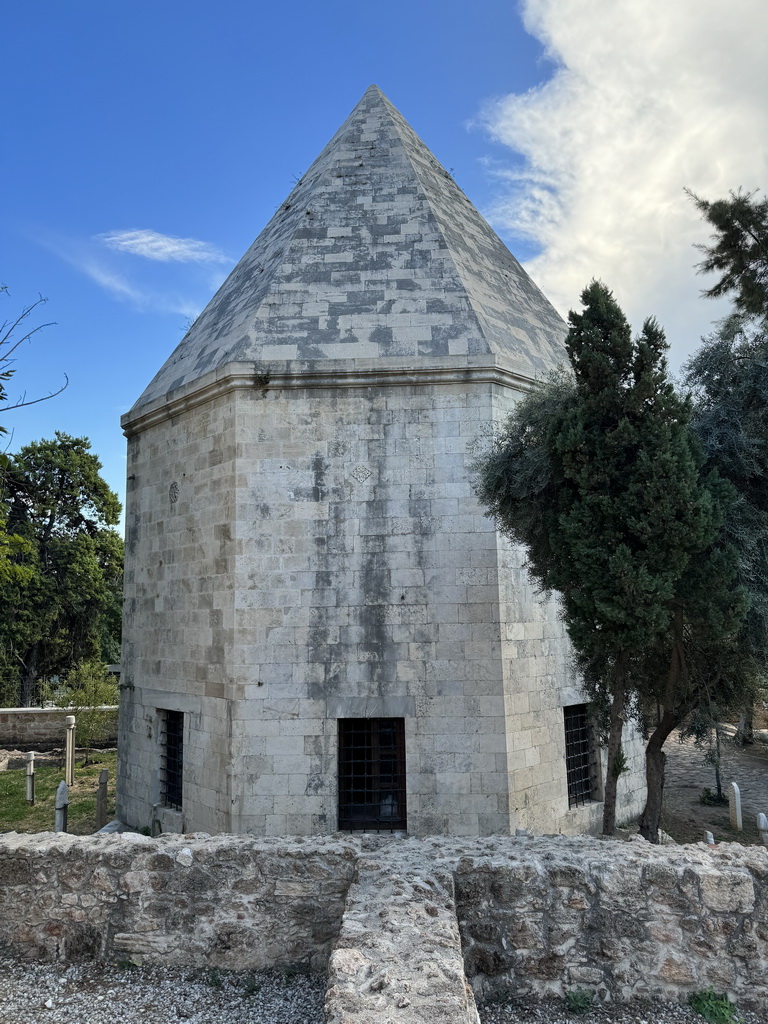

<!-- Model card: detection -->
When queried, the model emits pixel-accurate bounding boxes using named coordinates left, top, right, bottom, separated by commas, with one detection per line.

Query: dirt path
left=660, top=729, right=768, bottom=845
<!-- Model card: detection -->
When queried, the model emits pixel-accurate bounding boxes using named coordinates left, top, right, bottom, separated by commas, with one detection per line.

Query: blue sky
left=3, top=1, right=767, bottom=522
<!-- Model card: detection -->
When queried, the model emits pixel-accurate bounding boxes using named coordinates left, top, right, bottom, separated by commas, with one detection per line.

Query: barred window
left=563, top=704, right=598, bottom=808
left=338, top=718, right=407, bottom=831
left=160, top=709, right=184, bottom=811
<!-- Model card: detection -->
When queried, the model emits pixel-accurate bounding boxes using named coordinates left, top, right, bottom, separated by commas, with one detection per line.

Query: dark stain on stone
left=311, top=454, right=328, bottom=502
left=369, top=326, right=393, bottom=349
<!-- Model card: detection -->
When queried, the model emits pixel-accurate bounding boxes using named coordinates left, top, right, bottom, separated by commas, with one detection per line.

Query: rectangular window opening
left=160, top=709, right=184, bottom=811
left=564, top=704, right=598, bottom=809
left=338, top=717, right=407, bottom=832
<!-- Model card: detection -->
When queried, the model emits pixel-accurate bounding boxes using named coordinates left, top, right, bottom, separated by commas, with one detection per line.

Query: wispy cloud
left=79, top=260, right=148, bottom=305
left=97, top=228, right=230, bottom=264
left=479, top=0, right=768, bottom=366
left=78, top=258, right=201, bottom=315
left=36, top=229, right=215, bottom=316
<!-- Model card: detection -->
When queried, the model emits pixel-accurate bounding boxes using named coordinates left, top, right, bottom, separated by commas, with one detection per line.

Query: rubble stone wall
left=455, top=836, right=768, bottom=1013
left=0, top=832, right=356, bottom=972
left=1, top=833, right=767, bottom=1018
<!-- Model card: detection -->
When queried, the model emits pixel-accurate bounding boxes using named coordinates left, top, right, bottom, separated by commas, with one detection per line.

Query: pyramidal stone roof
left=128, top=85, right=567, bottom=421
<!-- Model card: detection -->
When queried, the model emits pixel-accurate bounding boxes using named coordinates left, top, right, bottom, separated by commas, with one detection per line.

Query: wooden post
left=25, top=751, right=35, bottom=805
left=65, top=715, right=76, bottom=786
left=54, top=780, right=69, bottom=833
left=95, top=768, right=109, bottom=829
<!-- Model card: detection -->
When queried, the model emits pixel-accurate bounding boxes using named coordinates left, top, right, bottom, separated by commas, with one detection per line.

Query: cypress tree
left=477, top=281, right=726, bottom=835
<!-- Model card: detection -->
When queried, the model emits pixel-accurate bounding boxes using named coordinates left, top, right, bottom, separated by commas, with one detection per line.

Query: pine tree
left=687, top=188, right=768, bottom=321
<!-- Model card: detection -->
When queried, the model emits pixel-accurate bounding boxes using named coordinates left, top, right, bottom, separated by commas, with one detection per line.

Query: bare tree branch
left=0, top=289, right=67, bottom=424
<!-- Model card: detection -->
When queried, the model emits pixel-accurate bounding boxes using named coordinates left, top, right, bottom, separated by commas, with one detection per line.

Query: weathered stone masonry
left=0, top=831, right=354, bottom=971
left=2, top=833, right=767, bottom=1019
left=118, top=83, right=647, bottom=839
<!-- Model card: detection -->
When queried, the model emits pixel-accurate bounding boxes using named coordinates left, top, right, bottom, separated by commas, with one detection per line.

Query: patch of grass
left=241, top=974, right=262, bottom=998
left=0, top=749, right=117, bottom=834
left=700, top=787, right=728, bottom=806
left=115, top=956, right=143, bottom=970
left=205, top=967, right=224, bottom=989
left=689, top=989, right=741, bottom=1024
left=565, top=988, right=594, bottom=1014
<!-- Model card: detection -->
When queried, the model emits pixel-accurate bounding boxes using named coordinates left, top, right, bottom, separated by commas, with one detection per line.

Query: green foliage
left=115, top=957, right=143, bottom=969
left=688, top=988, right=742, bottom=1024
left=476, top=281, right=737, bottom=833
left=611, top=747, right=628, bottom=779
left=688, top=188, right=768, bottom=322
left=699, top=787, right=728, bottom=807
left=564, top=988, right=594, bottom=1014
left=242, top=974, right=262, bottom=998
left=205, top=967, right=224, bottom=990
left=683, top=316, right=768, bottom=700
left=478, top=282, right=716, bottom=663
left=58, top=660, right=119, bottom=763
left=0, top=433, right=123, bottom=707
left=679, top=187, right=768, bottom=770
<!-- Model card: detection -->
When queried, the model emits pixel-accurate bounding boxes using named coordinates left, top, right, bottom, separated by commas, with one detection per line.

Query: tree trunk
left=735, top=710, right=754, bottom=745
left=637, top=708, right=679, bottom=842
left=601, top=657, right=627, bottom=836
left=18, top=644, right=40, bottom=708
left=714, top=726, right=723, bottom=802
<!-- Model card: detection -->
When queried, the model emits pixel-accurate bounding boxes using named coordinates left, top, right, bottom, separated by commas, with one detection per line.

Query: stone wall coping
left=4, top=827, right=766, bottom=867
left=0, top=706, right=118, bottom=715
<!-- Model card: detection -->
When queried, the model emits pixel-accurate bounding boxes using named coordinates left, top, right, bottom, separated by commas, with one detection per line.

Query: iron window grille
left=338, top=717, right=407, bottom=832
left=160, top=709, right=184, bottom=811
left=563, top=704, right=598, bottom=808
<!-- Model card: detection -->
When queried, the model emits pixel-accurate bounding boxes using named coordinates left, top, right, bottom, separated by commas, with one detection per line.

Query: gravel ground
left=0, top=959, right=325, bottom=1024
left=479, top=995, right=767, bottom=1024
left=1, top=959, right=766, bottom=1024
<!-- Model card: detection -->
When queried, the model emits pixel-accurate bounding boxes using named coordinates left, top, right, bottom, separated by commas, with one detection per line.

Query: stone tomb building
left=117, top=86, right=646, bottom=837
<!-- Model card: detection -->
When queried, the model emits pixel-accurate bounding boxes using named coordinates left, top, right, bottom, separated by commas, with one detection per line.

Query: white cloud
left=79, top=260, right=148, bottom=305
left=480, top=0, right=768, bottom=368
left=79, top=260, right=197, bottom=315
left=97, top=229, right=229, bottom=264
left=36, top=231, right=214, bottom=316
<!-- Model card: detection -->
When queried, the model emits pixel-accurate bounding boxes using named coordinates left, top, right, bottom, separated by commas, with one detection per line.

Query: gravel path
left=2, top=958, right=766, bottom=1024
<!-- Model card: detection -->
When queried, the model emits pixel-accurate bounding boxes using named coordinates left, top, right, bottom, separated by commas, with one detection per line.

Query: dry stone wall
left=0, top=832, right=356, bottom=971
left=454, top=836, right=768, bottom=1013
left=1, top=832, right=767, bottom=1019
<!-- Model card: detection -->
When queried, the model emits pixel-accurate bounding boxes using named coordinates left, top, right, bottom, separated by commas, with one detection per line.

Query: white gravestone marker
left=729, top=781, right=743, bottom=831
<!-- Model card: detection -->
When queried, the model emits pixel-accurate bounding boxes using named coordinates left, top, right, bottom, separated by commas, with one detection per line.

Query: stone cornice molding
left=121, top=361, right=539, bottom=437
